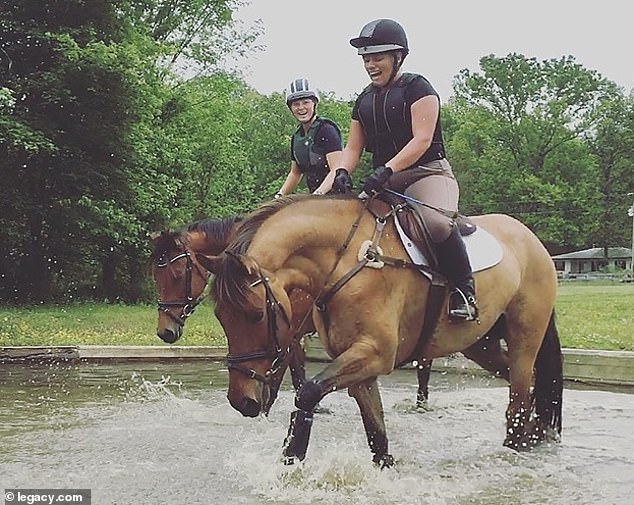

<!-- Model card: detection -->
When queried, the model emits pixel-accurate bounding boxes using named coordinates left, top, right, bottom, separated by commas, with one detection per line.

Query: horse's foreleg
left=282, top=409, right=314, bottom=464
left=281, top=367, right=324, bottom=465
left=288, top=338, right=307, bottom=392
left=282, top=342, right=393, bottom=465
left=349, top=378, right=394, bottom=468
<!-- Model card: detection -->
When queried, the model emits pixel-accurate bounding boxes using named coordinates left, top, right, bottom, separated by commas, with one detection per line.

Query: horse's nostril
left=237, top=397, right=261, bottom=418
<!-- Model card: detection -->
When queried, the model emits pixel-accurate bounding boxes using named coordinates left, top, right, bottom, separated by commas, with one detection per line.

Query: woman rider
left=275, top=78, right=344, bottom=197
left=333, top=18, right=478, bottom=321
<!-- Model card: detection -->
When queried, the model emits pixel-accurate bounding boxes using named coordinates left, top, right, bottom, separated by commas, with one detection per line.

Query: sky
left=229, top=0, right=634, bottom=102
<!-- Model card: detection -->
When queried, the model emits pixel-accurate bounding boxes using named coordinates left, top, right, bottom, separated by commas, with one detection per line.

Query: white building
left=552, top=247, right=632, bottom=275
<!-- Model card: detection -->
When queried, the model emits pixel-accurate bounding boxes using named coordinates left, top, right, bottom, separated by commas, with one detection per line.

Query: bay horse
left=150, top=216, right=310, bottom=409
left=196, top=194, right=563, bottom=467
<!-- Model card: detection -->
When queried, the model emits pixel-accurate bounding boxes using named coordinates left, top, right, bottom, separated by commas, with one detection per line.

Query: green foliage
left=0, top=0, right=261, bottom=303
left=1, top=4, right=632, bottom=305
left=588, top=92, right=634, bottom=248
left=447, top=53, right=624, bottom=248
left=121, top=0, right=258, bottom=73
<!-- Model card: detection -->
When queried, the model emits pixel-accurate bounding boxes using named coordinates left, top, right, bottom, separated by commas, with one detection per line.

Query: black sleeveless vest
left=292, top=117, right=340, bottom=192
left=355, top=73, right=445, bottom=167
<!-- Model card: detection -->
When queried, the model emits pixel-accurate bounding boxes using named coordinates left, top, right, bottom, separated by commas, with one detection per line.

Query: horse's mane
left=150, top=214, right=245, bottom=261
left=186, top=215, right=244, bottom=244
left=228, top=194, right=308, bottom=254
left=212, top=194, right=313, bottom=310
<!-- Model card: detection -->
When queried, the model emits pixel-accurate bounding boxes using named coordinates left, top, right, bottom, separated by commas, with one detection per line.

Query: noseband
left=156, top=249, right=210, bottom=327
left=226, top=274, right=292, bottom=384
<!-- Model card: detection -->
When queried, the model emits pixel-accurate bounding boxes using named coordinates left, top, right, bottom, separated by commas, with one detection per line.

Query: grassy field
left=1, top=281, right=633, bottom=350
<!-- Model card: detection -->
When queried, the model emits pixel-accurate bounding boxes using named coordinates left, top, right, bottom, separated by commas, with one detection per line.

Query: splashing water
left=0, top=362, right=632, bottom=504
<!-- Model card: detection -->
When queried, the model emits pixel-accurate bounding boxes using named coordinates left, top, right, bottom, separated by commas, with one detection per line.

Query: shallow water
left=1, top=361, right=633, bottom=505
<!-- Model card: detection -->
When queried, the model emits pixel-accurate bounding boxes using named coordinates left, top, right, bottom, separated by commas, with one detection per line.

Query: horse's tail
left=533, top=310, right=563, bottom=434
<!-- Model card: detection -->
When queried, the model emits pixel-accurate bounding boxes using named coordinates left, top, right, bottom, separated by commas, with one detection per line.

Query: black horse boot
left=435, top=226, right=478, bottom=321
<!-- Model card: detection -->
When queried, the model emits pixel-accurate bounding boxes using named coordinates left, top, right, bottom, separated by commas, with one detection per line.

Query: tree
left=448, top=54, right=617, bottom=248
left=121, top=0, right=260, bottom=80
left=0, top=0, right=144, bottom=301
left=454, top=53, right=615, bottom=174
left=588, top=91, right=634, bottom=249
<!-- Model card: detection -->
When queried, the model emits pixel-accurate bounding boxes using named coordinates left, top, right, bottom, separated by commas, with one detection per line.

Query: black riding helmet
left=349, top=18, right=409, bottom=57
left=350, top=19, right=409, bottom=84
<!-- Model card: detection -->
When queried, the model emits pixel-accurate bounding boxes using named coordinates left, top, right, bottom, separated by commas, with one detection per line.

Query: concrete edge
left=301, top=339, right=634, bottom=388
left=0, top=345, right=227, bottom=363
left=1, top=343, right=634, bottom=388
left=78, top=345, right=227, bottom=361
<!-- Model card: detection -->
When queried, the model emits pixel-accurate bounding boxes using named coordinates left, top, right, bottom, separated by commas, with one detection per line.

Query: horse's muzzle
left=157, top=327, right=182, bottom=344
left=231, top=396, right=261, bottom=418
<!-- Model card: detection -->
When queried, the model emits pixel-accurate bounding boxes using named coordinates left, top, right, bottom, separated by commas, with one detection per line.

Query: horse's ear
left=195, top=253, right=224, bottom=274
left=149, top=230, right=178, bottom=252
left=149, top=231, right=162, bottom=246
left=238, top=254, right=260, bottom=277
left=224, top=251, right=260, bottom=277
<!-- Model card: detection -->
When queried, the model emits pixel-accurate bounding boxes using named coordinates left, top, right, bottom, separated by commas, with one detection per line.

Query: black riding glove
left=361, top=165, right=393, bottom=196
left=331, top=168, right=353, bottom=194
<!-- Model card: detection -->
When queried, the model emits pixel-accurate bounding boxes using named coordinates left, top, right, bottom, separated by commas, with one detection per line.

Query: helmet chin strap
left=389, top=51, right=405, bottom=84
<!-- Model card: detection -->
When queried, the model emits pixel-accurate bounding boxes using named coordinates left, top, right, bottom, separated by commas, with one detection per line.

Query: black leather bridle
left=226, top=274, right=292, bottom=384
left=156, top=249, right=210, bottom=327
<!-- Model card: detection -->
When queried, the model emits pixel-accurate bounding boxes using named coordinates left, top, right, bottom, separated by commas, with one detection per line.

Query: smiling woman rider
left=334, top=18, right=478, bottom=321
left=275, top=78, right=344, bottom=197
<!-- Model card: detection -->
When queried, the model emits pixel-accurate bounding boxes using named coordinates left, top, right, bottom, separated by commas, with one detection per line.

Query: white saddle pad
left=394, top=218, right=503, bottom=273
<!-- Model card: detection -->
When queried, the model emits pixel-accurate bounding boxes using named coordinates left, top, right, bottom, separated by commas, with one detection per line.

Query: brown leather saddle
left=376, top=192, right=476, bottom=271
left=369, top=193, right=477, bottom=367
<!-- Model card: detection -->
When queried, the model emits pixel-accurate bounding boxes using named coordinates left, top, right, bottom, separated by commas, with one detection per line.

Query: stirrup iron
left=448, top=288, right=479, bottom=322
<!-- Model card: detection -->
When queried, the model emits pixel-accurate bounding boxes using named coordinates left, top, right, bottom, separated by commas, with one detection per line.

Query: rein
left=383, top=188, right=458, bottom=219
left=156, top=249, right=211, bottom=327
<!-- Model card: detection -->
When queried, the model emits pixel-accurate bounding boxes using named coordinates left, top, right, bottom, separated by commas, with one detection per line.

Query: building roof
left=552, top=247, right=632, bottom=260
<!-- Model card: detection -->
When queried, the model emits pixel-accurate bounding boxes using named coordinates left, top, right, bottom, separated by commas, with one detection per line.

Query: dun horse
left=196, top=194, right=563, bottom=467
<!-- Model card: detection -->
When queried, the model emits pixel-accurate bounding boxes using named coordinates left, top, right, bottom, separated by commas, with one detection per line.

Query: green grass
left=554, top=281, right=634, bottom=351
left=0, top=302, right=226, bottom=347
left=1, top=282, right=633, bottom=350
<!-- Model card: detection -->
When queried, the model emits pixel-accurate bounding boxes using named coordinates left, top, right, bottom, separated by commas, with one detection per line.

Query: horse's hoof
left=504, top=419, right=549, bottom=451
left=415, top=399, right=433, bottom=412
left=503, top=437, right=522, bottom=452
left=313, top=404, right=332, bottom=415
left=373, top=453, right=395, bottom=469
left=503, top=434, right=536, bottom=452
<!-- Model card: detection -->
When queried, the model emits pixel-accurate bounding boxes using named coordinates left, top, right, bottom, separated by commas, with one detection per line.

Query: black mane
left=186, top=215, right=244, bottom=242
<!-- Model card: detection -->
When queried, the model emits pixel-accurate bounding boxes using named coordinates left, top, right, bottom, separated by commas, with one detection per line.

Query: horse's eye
left=247, top=311, right=265, bottom=324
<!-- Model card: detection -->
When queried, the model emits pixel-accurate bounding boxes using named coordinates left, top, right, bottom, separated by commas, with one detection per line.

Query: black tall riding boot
left=435, top=226, right=478, bottom=321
